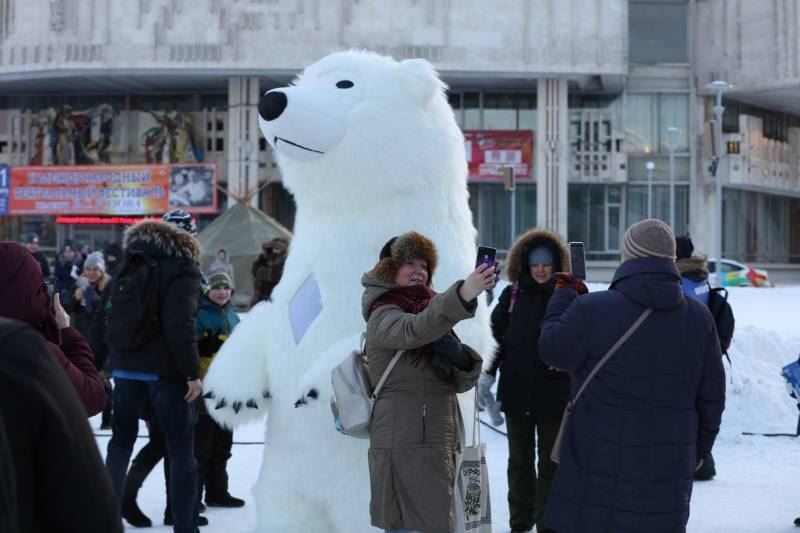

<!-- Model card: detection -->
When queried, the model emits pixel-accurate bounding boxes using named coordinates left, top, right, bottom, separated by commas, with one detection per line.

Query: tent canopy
left=197, top=202, right=292, bottom=308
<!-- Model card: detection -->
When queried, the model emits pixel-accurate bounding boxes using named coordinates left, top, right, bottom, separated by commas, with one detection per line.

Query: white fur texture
left=203, top=50, right=494, bottom=533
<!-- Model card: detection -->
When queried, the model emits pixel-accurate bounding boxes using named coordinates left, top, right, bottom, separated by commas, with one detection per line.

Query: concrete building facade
left=0, top=0, right=797, bottom=280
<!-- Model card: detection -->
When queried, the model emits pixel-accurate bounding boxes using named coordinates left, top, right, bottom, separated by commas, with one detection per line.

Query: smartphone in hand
left=44, top=276, right=57, bottom=311
left=569, top=242, right=586, bottom=280
left=476, top=246, right=497, bottom=270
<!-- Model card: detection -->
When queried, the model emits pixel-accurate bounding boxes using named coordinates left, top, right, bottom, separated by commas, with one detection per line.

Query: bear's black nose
left=258, top=91, right=287, bottom=121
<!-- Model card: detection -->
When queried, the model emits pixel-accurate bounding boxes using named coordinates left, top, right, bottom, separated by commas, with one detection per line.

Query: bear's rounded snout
left=259, top=91, right=287, bottom=122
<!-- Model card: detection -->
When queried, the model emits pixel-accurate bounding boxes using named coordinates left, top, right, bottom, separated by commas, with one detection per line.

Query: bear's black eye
left=336, top=80, right=354, bottom=89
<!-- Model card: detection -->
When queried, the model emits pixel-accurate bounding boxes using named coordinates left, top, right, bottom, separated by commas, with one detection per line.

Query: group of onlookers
left=0, top=216, right=732, bottom=533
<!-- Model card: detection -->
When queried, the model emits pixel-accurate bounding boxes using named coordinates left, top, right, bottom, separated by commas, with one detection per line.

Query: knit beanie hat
left=621, top=219, right=676, bottom=263
left=208, top=271, right=232, bottom=289
left=162, top=209, right=197, bottom=236
left=528, top=245, right=555, bottom=266
left=675, top=235, right=694, bottom=260
left=368, top=231, right=438, bottom=286
left=83, top=251, right=106, bottom=271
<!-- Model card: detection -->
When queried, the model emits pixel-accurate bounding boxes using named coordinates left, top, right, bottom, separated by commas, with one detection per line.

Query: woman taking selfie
left=361, top=231, right=494, bottom=533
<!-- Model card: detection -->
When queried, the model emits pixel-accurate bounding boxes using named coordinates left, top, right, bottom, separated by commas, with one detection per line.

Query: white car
left=707, top=258, right=770, bottom=287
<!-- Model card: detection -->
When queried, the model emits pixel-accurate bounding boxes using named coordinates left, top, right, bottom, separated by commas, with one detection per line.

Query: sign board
left=464, top=130, right=534, bottom=182
left=8, top=163, right=217, bottom=215
left=0, top=164, right=9, bottom=215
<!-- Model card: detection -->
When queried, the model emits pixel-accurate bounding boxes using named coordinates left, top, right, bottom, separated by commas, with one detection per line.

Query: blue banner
left=0, top=164, right=9, bottom=215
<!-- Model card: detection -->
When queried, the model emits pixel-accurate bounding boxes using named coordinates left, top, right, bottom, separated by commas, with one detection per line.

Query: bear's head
left=258, top=50, right=467, bottom=212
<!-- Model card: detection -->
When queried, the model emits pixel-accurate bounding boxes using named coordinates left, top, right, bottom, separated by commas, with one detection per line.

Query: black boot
left=121, top=467, right=152, bottom=528
left=163, top=511, right=208, bottom=527
left=205, top=493, right=245, bottom=508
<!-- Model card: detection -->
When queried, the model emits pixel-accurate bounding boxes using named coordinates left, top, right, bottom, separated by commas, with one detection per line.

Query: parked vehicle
left=708, top=258, right=771, bottom=287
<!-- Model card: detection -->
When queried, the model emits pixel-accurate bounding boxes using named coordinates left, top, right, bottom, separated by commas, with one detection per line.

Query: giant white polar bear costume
left=203, top=50, right=494, bottom=532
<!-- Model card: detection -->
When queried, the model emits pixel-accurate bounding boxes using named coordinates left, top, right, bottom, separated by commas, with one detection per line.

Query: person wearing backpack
left=362, top=232, right=491, bottom=533
left=538, top=219, right=726, bottom=533
left=194, top=271, right=244, bottom=509
left=675, top=235, right=735, bottom=481
left=104, top=210, right=204, bottom=533
left=478, top=228, right=571, bottom=533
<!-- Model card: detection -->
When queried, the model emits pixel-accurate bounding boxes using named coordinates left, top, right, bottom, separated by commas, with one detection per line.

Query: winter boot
left=163, top=511, right=208, bottom=527
left=121, top=467, right=152, bottom=528
left=205, top=493, right=245, bottom=508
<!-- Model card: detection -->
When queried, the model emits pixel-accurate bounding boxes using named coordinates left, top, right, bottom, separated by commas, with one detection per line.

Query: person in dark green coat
left=480, top=228, right=571, bottom=533
left=195, top=271, right=243, bottom=508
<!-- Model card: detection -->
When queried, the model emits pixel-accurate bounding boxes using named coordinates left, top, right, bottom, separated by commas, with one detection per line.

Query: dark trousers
left=195, top=413, right=234, bottom=499
left=106, top=378, right=199, bottom=533
left=505, top=411, right=561, bottom=531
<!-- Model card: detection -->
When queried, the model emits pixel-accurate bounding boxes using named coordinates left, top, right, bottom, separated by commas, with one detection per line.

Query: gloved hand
left=198, top=331, right=225, bottom=357
left=429, top=333, right=470, bottom=371
left=477, top=373, right=504, bottom=426
left=553, top=272, right=589, bottom=295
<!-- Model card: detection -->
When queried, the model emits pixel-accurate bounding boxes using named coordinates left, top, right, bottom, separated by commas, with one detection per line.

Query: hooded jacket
left=109, top=220, right=202, bottom=380
left=0, top=242, right=105, bottom=416
left=677, top=255, right=711, bottom=305
left=0, top=318, right=122, bottom=533
left=538, top=257, right=725, bottom=533
left=362, top=273, right=482, bottom=532
left=490, top=228, right=571, bottom=416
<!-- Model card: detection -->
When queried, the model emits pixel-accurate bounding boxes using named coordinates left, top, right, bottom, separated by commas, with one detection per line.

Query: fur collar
left=124, top=220, right=202, bottom=261
left=676, top=254, right=709, bottom=276
left=505, top=228, right=570, bottom=282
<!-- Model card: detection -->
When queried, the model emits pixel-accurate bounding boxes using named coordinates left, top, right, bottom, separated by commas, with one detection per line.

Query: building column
left=227, top=77, right=261, bottom=208
left=536, top=78, right=569, bottom=237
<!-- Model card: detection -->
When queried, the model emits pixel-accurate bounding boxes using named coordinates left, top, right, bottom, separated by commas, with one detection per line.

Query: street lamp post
left=645, top=160, right=655, bottom=218
left=706, top=80, right=730, bottom=286
left=666, top=127, right=681, bottom=231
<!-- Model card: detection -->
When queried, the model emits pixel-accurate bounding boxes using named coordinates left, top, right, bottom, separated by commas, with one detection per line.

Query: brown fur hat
left=368, top=231, right=438, bottom=286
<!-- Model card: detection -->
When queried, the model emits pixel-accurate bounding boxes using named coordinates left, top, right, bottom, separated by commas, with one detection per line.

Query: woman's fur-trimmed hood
left=366, top=231, right=438, bottom=287
left=124, top=220, right=202, bottom=261
left=505, top=228, right=570, bottom=282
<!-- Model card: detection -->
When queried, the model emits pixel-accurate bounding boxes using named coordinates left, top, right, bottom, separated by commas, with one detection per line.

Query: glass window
left=625, top=94, right=658, bottom=153
left=472, top=184, right=536, bottom=251
left=629, top=0, right=688, bottom=64
left=626, top=184, right=689, bottom=236
left=463, top=92, right=481, bottom=130
left=447, top=92, right=463, bottom=127
left=483, top=93, right=517, bottom=130
left=659, top=94, right=689, bottom=151
left=568, top=185, right=624, bottom=256
left=518, top=92, right=537, bottom=132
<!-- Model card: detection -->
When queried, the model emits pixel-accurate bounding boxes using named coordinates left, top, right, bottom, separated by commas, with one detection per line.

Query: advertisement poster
left=8, top=165, right=170, bottom=215
left=0, top=164, right=8, bottom=216
left=463, top=130, right=534, bottom=182
left=7, top=163, right=217, bottom=215
left=168, top=163, right=218, bottom=214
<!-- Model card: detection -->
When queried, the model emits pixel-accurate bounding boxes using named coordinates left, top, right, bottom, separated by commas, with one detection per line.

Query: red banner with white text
left=464, top=130, right=534, bottom=182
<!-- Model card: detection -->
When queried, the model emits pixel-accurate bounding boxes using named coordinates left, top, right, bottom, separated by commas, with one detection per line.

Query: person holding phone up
left=0, top=242, right=106, bottom=416
left=362, top=231, right=492, bottom=533
left=479, top=228, right=573, bottom=533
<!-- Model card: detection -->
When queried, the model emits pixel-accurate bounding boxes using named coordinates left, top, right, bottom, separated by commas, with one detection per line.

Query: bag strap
left=569, top=307, right=653, bottom=408
left=370, top=350, right=403, bottom=403
left=508, top=281, right=520, bottom=313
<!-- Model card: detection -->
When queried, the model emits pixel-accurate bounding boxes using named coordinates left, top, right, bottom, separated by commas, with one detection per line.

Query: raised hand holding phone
left=459, top=263, right=497, bottom=302
left=53, top=293, right=71, bottom=329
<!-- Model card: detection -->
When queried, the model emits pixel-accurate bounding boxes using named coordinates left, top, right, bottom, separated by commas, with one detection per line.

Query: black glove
left=429, top=334, right=471, bottom=372
left=198, top=332, right=224, bottom=358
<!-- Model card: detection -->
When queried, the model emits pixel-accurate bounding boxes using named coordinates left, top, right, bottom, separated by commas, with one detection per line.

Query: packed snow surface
left=94, top=285, right=800, bottom=532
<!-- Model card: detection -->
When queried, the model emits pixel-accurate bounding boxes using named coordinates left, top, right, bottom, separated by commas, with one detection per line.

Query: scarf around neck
left=370, top=284, right=438, bottom=366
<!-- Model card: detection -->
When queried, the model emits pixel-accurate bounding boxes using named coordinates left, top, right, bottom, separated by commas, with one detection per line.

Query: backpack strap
left=508, top=281, right=520, bottom=313
left=370, top=350, right=403, bottom=404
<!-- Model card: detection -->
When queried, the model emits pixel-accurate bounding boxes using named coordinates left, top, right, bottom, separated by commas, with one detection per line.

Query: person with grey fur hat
left=362, top=231, right=494, bottom=533
left=538, top=219, right=725, bottom=533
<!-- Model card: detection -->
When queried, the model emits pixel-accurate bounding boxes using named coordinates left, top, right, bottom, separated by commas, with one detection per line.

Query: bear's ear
left=398, top=59, right=444, bottom=109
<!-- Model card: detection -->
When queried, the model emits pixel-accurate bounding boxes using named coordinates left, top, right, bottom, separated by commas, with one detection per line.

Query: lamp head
left=645, top=161, right=656, bottom=171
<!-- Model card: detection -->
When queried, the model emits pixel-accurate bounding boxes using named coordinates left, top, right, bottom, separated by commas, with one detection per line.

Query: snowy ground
left=94, top=286, right=800, bottom=532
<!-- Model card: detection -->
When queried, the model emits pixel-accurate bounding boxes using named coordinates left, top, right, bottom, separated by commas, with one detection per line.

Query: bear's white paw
left=202, top=312, right=272, bottom=429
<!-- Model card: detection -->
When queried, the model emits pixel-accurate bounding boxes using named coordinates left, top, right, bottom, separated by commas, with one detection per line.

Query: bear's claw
left=232, top=401, right=242, bottom=414
left=215, top=398, right=228, bottom=410
left=202, top=390, right=215, bottom=400
left=294, top=388, right=319, bottom=408
left=246, top=399, right=259, bottom=409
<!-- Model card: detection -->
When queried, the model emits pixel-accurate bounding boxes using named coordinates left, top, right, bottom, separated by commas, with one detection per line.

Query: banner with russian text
left=8, top=165, right=170, bottom=215
left=464, top=130, right=534, bottom=182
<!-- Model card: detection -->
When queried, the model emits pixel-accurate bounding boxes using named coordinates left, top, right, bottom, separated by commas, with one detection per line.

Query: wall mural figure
left=29, top=103, right=117, bottom=166
left=142, top=110, right=203, bottom=164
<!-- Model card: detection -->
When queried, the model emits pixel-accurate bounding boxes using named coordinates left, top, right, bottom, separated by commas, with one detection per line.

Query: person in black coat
left=538, top=219, right=726, bottom=533
left=481, top=228, right=571, bottom=533
left=24, top=233, right=50, bottom=277
left=0, top=317, right=122, bottom=533
left=105, top=211, right=204, bottom=532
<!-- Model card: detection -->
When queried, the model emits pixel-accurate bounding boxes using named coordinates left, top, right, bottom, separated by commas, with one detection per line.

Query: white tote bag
left=453, top=390, right=492, bottom=533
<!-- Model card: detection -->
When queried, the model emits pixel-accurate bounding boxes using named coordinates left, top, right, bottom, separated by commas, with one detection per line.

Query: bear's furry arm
left=366, top=281, right=475, bottom=351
